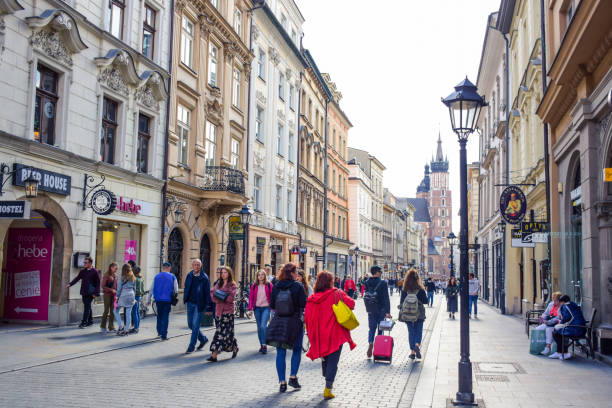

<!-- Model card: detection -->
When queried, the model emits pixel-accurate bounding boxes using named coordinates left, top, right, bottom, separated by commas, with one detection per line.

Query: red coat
left=304, top=288, right=356, bottom=360
left=343, top=279, right=356, bottom=292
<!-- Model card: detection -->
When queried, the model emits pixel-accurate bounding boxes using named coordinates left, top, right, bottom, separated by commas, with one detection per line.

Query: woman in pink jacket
left=249, top=269, right=273, bottom=354
left=208, top=266, right=238, bottom=362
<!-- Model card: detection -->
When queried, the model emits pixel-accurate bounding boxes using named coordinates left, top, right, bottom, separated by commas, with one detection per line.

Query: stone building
left=347, top=153, right=373, bottom=277
left=246, top=0, right=304, bottom=278
left=0, top=0, right=170, bottom=324
left=164, top=0, right=252, bottom=287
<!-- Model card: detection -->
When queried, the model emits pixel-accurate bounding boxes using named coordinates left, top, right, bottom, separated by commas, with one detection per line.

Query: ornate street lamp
left=447, top=232, right=458, bottom=277
left=443, top=77, right=486, bottom=406
left=173, top=207, right=184, bottom=224
left=0, top=164, right=40, bottom=198
left=239, top=204, right=252, bottom=317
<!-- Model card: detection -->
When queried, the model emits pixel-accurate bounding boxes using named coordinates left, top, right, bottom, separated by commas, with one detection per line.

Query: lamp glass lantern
left=447, top=231, right=458, bottom=246
left=239, top=204, right=252, bottom=225
left=24, top=175, right=39, bottom=198
left=174, top=207, right=184, bottom=224
left=442, top=77, right=487, bottom=141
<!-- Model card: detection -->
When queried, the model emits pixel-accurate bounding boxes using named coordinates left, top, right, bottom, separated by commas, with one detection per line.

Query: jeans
left=186, top=302, right=207, bottom=350
left=156, top=301, right=171, bottom=339
left=367, top=311, right=386, bottom=343
left=100, top=294, right=115, bottom=330
left=114, top=305, right=133, bottom=330
left=254, top=306, right=271, bottom=345
left=406, top=319, right=424, bottom=350
left=81, top=295, right=94, bottom=325
left=469, top=295, right=478, bottom=315
left=322, top=345, right=343, bottom=388
left=131, top=296, right=141, bottom=329
left=276, top=326, right=303, bottom=382
left=427, top=291, right=434, bottom=307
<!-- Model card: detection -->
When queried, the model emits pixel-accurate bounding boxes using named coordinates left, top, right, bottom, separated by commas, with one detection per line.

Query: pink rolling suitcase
left=373, top=334, right=394, bottom=363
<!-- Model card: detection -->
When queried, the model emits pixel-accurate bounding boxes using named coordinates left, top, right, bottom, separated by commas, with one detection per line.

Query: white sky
left=296, top=0, right=497, bottom=233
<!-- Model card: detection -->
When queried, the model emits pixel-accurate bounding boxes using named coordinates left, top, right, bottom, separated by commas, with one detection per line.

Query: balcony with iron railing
left=201, top=166, right=246, bottom=195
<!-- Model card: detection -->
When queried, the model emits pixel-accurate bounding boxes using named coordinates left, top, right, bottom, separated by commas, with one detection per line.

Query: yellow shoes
left=324, top=387, right=335, bottom=400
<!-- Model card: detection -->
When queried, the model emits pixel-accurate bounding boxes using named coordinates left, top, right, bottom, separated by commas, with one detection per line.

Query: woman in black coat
left=445, top=276, right=459, bottom=319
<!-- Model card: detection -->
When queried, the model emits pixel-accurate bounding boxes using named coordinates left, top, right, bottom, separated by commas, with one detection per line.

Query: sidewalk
left=410, top=300, right=612, bottom=408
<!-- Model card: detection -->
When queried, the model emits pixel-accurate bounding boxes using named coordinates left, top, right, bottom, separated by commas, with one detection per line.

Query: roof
left=302, top=49, right=333, bottom=100
left=497, top=0, right=517, bottom=34
left=427, top=239, right=439, bottom=256
left=398, top=198, right=431, bottom=223
left=258, top=2, right=307, bottom=67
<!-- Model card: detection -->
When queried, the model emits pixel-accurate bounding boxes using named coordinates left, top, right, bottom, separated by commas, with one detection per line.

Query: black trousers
left=553, top=331, right=568, bottom=353
left=81, top=295, right=94, bottom=325
left=321, top=345, right=343, bottom=388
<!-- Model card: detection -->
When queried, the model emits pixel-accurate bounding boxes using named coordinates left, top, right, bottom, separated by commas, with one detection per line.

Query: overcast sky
left=296, top=0, right=497, bottom=233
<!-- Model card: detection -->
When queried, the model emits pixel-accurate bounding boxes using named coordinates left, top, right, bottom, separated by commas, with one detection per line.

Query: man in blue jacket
left=364, top=265, right=391, bottom=358
left=148, top=262, right=178, bottom=340
left=183, top=259, right=212, bottom=353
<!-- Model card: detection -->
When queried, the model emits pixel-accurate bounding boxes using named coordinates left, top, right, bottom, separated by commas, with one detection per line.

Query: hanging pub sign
left=271, top=244, right=283, bottom=253
left=90, top=189, right=116, bottom=215
left=228, top=216, right=244, bottom=240
left=499, top=186, right=527, bottom=224
left=0, top=200, right=31, bottom=219
left=13, top=163, right=71, bottom=195
left=511, top=228, right=535, bottom=248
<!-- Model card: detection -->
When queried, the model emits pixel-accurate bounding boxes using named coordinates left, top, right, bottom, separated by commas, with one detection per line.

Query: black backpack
left=275, top=288, right=295, bottom=317
left=363, top=280, right=382, bottom=314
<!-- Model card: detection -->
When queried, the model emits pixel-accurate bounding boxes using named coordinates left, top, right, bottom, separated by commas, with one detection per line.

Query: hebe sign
left=3, top=228, right=53, bottom=321
left=117, top=197, right=142, bottom=214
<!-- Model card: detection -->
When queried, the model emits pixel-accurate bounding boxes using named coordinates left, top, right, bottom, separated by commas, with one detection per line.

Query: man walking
left=183, top=259, right=212, bottom=353
left=468, top=273, right=479, bottom=318
left=363, top=265, right=390, bottom=358
left=148, top=262, right=178, bottom=340
left=425, top=278, right=436, bottom=307
left=66, top=256, right=100, bottom=328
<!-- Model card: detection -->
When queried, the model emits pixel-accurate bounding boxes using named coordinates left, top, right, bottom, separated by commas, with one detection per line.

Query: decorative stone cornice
left=269, top=46, right=280, bottom=66
left=255, top=90, right=266, bottom=105
left=95, top=49, right=140, bottom=84
left=0, top=0, right=23, bottom=15
left=26, top=9, right=87, bottom=53
left=137, top=70, right=168, bottom=107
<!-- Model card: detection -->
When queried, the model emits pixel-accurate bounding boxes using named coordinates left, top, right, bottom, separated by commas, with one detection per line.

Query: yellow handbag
left=332, top=290, right=359, bottom=330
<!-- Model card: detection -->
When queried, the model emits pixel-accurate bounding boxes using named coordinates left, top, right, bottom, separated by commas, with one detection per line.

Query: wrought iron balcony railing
left=201, top=166, right=245, bottom=195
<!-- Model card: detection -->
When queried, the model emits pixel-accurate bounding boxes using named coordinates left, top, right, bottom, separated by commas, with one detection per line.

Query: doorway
left=167, top=229, right=183, bottom=284
left=200, top=234, right=211, bottom=278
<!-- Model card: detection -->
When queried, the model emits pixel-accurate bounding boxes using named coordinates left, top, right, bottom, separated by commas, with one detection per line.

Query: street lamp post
left=447, top=232, right=458, bottom=277
left=443, top=77, right=486, bottom=406
left=239, top=204, right=252, bottom=318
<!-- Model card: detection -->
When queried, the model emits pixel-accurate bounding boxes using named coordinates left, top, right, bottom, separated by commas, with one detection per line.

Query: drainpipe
left=322, top=98, right=329, bottom=269
left=501, top=32, right=510, bottom=315
left=160, top=0, right=176, bottom=268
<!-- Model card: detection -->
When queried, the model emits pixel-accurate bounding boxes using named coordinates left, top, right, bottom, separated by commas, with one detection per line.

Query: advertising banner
left=3, top=228, right=53, bottom=321
left=124, top=240, right=138, bottom=263
left=228, top=216, right=244, bottom=240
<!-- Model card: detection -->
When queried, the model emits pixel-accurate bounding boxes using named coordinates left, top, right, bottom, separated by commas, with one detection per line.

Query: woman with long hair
left=305, top=271, right=356, bottom=400
left=399, top=268, right=428, bottom=360
left=100, top=263, right=118, bottom=332
left=130, top=266, right=144, bottom=333
left=208, top=266, right=238, bottom=362
left=113, top=263, right=136, bottom=336
left=296, top=269, right=313, bottom=296
left=248, top=269, right=273, bottom=354
left=446, top=276, right=459, bottom=319
left=268, top=263, right=307, bottom=392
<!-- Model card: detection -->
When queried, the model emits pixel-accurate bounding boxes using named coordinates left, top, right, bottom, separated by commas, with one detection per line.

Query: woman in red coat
left=304, top=271, right=356, bottom=400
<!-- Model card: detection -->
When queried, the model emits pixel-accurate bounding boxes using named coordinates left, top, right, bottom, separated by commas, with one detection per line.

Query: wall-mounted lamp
left=0, top=163, right=39, bottom=198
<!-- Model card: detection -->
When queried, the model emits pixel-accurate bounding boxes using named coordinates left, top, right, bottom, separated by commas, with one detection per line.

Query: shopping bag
left=529, top=328, right=547, bottom=355
left=379, top=318, right=395, bottom=331
left=332, top=290, right=359, bottom=330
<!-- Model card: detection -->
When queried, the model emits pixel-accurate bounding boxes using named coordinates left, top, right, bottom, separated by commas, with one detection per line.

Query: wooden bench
left=525, top=308, right=545, bottom=337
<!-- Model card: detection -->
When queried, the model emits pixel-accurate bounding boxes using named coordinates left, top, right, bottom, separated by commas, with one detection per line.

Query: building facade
left=247, top=0, right=304, bottom=278
left=164, top=0, right=252, bottom=287
left=347, top=154, right=373, bottom=278
left=0, top=0, right=170, bottom=324
left=537, top=0, right=612, bottom=341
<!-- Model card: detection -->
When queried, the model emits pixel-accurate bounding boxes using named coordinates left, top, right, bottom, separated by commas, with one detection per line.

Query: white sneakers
left=548, top=352, right=573, bottom=360
left=548, top=352, right=562, bottom=359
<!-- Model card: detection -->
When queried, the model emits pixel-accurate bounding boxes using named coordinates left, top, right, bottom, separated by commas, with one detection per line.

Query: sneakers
left=279, top=382, right=287, bottom=393
left=100, top=327, right=107, bottom=333
left=409, top=353, right=416, bottom=360
left=262, top=345, right=268, bottom=354
left=185, top=347, right=195, bottom=354
left=414, top=345, right=422, bottom=359
left=288, top=377, right=301, bottom=389
left=562, top=352, right=573, bottom=360
left=548, top=352, right=562, bottom=359
left=78, top=323, right=86, bottom=329
left=540, top=347, right=552, bottom=356
left=367, top=343, right=373, bottom=358
left=324, top=387, right=335, bottom=400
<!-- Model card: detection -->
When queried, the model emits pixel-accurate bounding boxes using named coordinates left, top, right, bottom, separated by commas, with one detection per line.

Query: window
left=289, top=85, right=295, bottom=110
left=277, top=123, right=283, bottom=155
left=278, top=72, right=285, bottom=100
left=442, top=189, right=445, bottom=196
left=232, top=68, right=240, bottom=107
left=231, top=138, right=239, bottom=169
left=34, top=65, right=58, bottom=145
left=205, top=121, right=216, bottom=167
left=181, top=17, right=194, bottom=68
left=332, top=169, right=336, bottom=191
left=234, top=9, right=242, bottom=36
left=256, top=107, right=264, bottom=143
left=137, top=114, right=151, bottom=173
left=142, top=5, right=156, bottom=59
left=276, top=185, right=282, bottom=218
left=441, top=209, right=445, bottom=216
left=177, top=105, right=190, bottom=165
left=254, top=175, right=262, bottom=211
left=288, top=132, right=294, bottom=161
left=280, top=14, right=287, bottom=30
left=208, top=43, right=218, bottom=87
left=442, top=198, right=445, bottom=206
left=211, top=0, right=220, bottom=10
left=257, top=49, right=266, bottom=79
left=100, top=97, right=118, bottom=164
left=108, top=0, right=125, bottom=39
left=291, top=28, right=297, bottom=45
left=332, top=129, right=336, bottom=148
left=287, top=190, right=292, bottom=219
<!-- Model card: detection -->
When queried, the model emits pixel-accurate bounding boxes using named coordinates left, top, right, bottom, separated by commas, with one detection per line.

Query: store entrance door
left=3, top=227, right=53, bottom=321
left=200, top=234, right=211, bottom=278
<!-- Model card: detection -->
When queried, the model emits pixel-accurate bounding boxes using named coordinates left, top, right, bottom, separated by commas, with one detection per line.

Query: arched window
left=167, top=229, right=183, bottom=285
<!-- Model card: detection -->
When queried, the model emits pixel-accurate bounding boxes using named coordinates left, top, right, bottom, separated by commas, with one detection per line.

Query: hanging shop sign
left=13, top=164, right=71, bottom=195
left=90, top=189, right=117, bottom=215
left=0, top=200, right=31, bottom=219
left=511, top=228, right=535, bottom=248
left=499, top=186, right=527, bottom=224
left=271, top=244, right=283, bottom=253
left=605, top=168, right=612, bottom=182
left=256, top=237, right=266, bottom=246
left=228, top=216, right=244, bottom=240
left=521, top=222, right=549, bottom=244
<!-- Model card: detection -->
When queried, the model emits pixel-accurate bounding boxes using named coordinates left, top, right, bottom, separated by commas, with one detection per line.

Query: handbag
left=332, top=290, right=359, bottom=331
left=171, top=291, right=179, bottom=306
left=213, top=289, right=228, bottom=302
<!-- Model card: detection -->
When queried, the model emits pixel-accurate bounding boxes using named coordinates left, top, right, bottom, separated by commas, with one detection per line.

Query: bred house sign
left=13, top=164, right=71, bottom=196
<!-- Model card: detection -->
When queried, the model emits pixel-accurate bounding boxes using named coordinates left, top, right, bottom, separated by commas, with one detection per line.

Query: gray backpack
left=399, top=290, right=423, bottom=322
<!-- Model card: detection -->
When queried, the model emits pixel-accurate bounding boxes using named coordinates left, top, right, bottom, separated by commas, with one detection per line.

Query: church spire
left=436, top=132, right=444, bottom=162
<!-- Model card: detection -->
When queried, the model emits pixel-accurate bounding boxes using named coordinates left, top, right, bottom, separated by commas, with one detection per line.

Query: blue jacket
left=365, top=277, right=390, bottom=315
left=557, top=302, right=587, bottom=337
left=183, top=270, right=212, bottom=313
left=153, top=272, right=175, bottom=302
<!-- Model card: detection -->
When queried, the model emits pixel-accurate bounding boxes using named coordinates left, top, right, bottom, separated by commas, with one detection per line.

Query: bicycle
left=141, top=291, right=157, bottom=317
left=234, top=288, right=252, bottom=319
